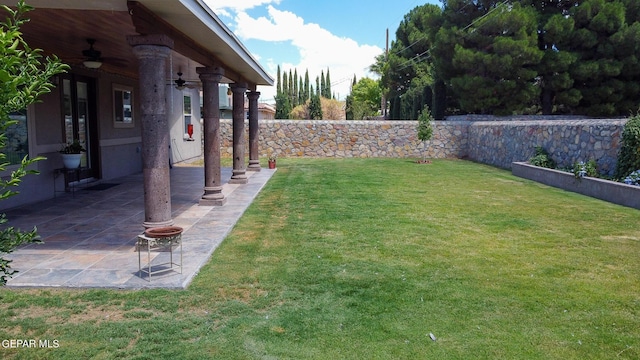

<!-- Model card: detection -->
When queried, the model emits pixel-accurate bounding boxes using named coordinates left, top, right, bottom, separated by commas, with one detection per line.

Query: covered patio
left=3, top=166, right=275, bottom=289
left=0, top=0, right=273, bottom=225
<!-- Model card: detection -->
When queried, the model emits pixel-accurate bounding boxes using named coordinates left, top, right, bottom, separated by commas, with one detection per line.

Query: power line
left=461, top=0, right=510, bottom=32
left=393, top=0, right=510, bottom=72
left=390, top=39, right=422, bottom=56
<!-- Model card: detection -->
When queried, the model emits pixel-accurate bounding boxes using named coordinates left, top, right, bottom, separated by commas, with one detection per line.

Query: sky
left=203, top=0, right=441, bottom=103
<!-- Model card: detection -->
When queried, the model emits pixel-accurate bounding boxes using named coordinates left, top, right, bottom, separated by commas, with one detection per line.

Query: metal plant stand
left=137, top=227, right=183, bottom=281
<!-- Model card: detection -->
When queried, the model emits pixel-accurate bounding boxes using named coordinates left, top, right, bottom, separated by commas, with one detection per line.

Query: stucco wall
left=168, top=86, right=202, bottom=164
left=220, top=118, right=625, bottom=176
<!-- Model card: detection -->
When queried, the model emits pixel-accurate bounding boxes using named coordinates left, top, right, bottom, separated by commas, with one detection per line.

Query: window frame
left=183, top=94, right=193, bottom=140
left=113, top=84, right=134, bottom=128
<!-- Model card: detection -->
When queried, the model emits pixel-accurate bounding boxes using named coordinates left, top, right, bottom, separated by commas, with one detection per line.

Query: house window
left=1, top=109, right=29, bottom=166
left=183, top=95, right=193, bottom=140
left=113, top=84, right=134, bottom=128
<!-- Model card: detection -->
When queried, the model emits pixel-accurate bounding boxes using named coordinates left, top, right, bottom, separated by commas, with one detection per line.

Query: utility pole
left=382, top=28, right=389, bottom=119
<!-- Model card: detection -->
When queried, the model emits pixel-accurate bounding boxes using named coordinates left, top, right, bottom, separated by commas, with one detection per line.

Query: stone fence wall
left=220, top=120, right=469, bottom=159
left=467, top=120, right=626, bottom=176
left=219, top=118, right=626, bottom=176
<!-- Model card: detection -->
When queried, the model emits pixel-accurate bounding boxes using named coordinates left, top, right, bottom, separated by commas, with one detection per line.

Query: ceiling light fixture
left=83, top=60, right=102, bottom=69
left=175, top=72, right=187, bottom=90
left=82, top=39, right=102, bottom=69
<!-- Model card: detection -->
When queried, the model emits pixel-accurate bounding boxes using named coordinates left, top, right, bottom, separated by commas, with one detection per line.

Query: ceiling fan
left=68, top=38, right=128, bottom=69
left=82, top=38, right=102, bottom=68
left=170, top=71, right=200, bottom=90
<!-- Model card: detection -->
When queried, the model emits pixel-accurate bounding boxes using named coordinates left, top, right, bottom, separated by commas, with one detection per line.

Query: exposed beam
left=127, top=1, right=246, bottom=84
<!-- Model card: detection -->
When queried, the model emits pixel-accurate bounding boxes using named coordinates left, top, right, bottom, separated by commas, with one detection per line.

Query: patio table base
left=137, top=232, right=182, bottom=281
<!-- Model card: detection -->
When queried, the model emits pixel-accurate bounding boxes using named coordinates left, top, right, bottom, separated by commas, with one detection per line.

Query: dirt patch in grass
left=214, top=284, right=268, bottom=303
left=8, top=304, right=128, bottom=326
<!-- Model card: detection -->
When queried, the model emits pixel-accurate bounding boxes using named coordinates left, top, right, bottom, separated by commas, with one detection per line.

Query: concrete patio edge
left=4, top=167, right=276, bottom=290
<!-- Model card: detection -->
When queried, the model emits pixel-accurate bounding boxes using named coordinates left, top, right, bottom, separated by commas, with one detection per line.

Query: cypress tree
left=345, top=94, right=353, bottom=120
left=293, top=69, right=299, bottom=107
left=325, top=68, right=331, bottom=98
left=288, top=69, right=294, bottom=105
left=309, top=92, right=323, bottom=120
left=298, top=78, right=304, bottom=106
left=275, top=67, right=291, bottom=119
left=276, top=65, right=282, bottom=96
left=304, top=70, right=310, bottom=103
left=275, top=92, right=291, bottom=119
left=282, top=71, right=288, bottom=99
left=320, top=70, right=325, bottom=98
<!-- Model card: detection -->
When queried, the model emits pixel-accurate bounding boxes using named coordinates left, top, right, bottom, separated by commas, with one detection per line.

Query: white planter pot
left=61, top=153, right=82, bottom=169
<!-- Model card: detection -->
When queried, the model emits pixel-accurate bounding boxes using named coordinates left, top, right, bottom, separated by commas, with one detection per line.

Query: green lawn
left=1, top=158, right=639, bottom=359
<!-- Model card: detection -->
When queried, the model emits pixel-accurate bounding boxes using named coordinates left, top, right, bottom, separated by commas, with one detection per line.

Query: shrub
left=615, top=113, right=640, bottom=179
left=0, top=0, right=69, bottom=285
left=572, top=159, right=598, bottom=179
left=529, top=146, right=556, bottom=169
left=623, top=170, right=640, bottom=186
left=417, top=105, right=434, bottom=162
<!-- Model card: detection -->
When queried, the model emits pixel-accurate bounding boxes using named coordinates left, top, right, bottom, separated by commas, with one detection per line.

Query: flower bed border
left=512, top=162, right=640, bottom=210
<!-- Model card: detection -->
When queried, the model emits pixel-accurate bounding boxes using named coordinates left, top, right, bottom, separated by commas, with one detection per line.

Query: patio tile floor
left=3, top=165, right=275, bottom=289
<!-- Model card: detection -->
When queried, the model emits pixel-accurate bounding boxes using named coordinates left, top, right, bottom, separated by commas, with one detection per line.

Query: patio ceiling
left=0, top=0, right=273, bottom=88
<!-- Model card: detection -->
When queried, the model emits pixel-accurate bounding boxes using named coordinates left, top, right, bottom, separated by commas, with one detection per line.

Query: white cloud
left=205, top=0, right=281, bottom=14
left=221, top=5, right=382, bottom=102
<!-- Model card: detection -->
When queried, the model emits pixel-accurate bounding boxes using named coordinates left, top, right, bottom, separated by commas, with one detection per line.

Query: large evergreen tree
left=521, top=0, right=582, bottom=114
left=568, top=0, right=637, bottom=116
left=379, top=0, right=640, bottom=117
left=450, top=2, right=543, bottom=115
left=380, top=3, right=442, bottom=119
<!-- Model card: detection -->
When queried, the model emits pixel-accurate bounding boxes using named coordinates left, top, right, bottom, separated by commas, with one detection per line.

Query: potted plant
left=59, top=140, right=86, bottom=169
left=268, top=154, right=277, bottom=169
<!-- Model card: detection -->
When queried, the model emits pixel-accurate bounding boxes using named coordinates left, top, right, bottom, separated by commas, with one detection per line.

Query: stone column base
left=200, top=186, right=227, bottom=206
left=247, top=160, right=261, bottom=172
left=143, top=219, right=175, bottom=229
left=229, top=178, right=248, bottom=184
left=199, top=197, right=227, bottom=206
left=229, top=170, right=248, bottom=184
